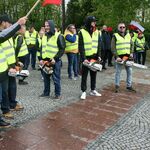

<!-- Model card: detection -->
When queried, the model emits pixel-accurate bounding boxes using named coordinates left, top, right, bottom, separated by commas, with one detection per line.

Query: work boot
left=3, top=112, right=14, bottom=119
left=126, top=87, right=136, bottom=93
left=115, top=85, right=119, bottom=93
left=10, top=103, right=24, bottom=111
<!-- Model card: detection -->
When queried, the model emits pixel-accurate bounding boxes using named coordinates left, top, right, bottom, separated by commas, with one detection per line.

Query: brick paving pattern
left=0, top=57, right=150, bottom=150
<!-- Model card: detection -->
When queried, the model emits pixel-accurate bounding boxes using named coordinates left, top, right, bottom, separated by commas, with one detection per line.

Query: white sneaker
left=80, top=92, right=86, bottom=100
left=90, top=90, right=102, bottom=96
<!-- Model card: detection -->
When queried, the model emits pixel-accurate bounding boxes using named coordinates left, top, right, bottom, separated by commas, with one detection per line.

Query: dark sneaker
left=115, top=85, right=119, bottom=93
left=108, top=63, right=113, bottom=67
left=53, top=95, right=61, bottom=100
left=126, top=87, right=136, bottom=92
left=0, top=135, right=3, bottom=140
left=18, top=81, right=28, bottom=85
left=0, top=119, right=11, bottom=128
left=102, top=67, right=107, bottom=70
left=39, top=94, right=50, bottom=98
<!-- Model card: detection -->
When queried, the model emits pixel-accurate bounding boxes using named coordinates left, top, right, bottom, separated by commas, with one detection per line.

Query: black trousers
left=81, top=65, right=97, bottom=92
left=107, top=49, right=113, bottom=65
left=137, top=51, right=146, bottom=65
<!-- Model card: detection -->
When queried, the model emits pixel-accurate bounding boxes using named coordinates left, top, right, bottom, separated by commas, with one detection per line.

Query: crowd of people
left=0, top=14, right=149, bottom=129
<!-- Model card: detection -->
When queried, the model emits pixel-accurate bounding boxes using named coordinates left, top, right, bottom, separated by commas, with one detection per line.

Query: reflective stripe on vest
left=65, top=34, right=78, bottom=52
left=15, top=35, right=28, bottom=57
left=136, top=37, right=145, bottom=52
left=80, top=29, right=99, bottom=56
left=1, top=38, right=16, bottom=65
left=114, top=33, right=131, bottom=55
left=0, top=46, right=8, bottom=73
left=42, top=33, right=59, bottom=59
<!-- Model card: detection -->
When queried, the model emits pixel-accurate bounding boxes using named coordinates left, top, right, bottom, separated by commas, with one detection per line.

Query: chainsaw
left=83, top=58, right=103, bottom=72
left=117, top=56, right=148, bottom=69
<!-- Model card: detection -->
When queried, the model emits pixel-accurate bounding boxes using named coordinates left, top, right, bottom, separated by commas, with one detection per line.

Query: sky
left=65, top=0, right=70, bottom=4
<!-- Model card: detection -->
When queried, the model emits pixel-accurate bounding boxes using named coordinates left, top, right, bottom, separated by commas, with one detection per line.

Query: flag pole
left=26, top=0, right=41, bottom=17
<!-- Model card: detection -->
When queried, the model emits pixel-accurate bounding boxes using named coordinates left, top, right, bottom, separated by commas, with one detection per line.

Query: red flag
left=42, top=0, right=61, bottom=6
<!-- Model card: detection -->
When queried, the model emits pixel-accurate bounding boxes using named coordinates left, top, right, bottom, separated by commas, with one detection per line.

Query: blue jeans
left=66, top=53, right=78, bottom=78
left=0, top=77, right=10, bottom=113
left=25, top=47, right=37, bottom=69
left=115, top=62, right=132, bottom=87
left=52, top=59, right=62, bottom=96
left=8, top=77, right=17, bottom=108
left=42, top=59, right=62, bottom=96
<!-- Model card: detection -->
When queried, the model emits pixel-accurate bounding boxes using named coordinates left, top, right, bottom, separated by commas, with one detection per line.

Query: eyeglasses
left=120, top=26, right=126, bottom=29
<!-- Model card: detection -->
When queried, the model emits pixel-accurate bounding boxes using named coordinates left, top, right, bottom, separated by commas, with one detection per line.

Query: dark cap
left=85, top=16, right=97, bottom=22
left=0, top=14, right=12, bottom=24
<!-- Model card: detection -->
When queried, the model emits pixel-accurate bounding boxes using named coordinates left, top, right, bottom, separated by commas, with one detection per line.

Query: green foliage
left=66, top=0, right=150, bottom=31
left=0, top=0, right=62, bottom=31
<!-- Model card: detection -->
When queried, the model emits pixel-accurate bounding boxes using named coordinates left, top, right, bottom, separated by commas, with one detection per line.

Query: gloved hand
left=116, top=57, right=122, bottom=62
left=50, top=59, right=55, bottom=65
left=83, top=59, right=89, bottom=63
left=130, top=53, right=133, bottom=58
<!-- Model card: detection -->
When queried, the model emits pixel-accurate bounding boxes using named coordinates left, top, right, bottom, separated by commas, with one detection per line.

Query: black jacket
left=0, top=23, right=20, bottom=82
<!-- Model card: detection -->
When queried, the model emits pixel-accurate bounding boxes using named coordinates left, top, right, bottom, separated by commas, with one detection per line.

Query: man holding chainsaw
left=39, top=20, right=65, bottom=99
left=79, top=16, right=102, bottom=100
left=111, top=23, right=136, bottom=93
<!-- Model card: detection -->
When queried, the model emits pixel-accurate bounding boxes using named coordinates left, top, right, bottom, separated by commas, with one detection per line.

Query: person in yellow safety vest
left=37, top=27, right=45, bottom=61
left=0, top=15, right=27, bottom=128
left=15, top=25, right=29, bottom=85
left=135, top=32, right=146, bottom=65
left=36, top=28, right=45, bottom=80
left=39, top=20, right=65, bottom=99
left=0, top=15, right=24, bottom=119
left=64, top=24, right=79, bottom=80
left=25, top=25, right=39, bottom=70
left=79, top=16, right=102, bottom=100
left=111, top=23, right=136, bottom=93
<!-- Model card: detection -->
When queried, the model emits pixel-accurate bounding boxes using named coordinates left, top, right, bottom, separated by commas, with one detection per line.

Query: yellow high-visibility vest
left=80, top=29, right=99, bottom=56
left=41, top=32, right=59, bottom=59
left=15, top=35, right=28, bottom=57
left=114, top=33, right=131, bottom=55
left=25, top=30, right=38, bottom=45
left=135, top=37, right=145, bottom=52
left=0, top=46, right=8, bottom=73
left=37, top=38, right=42, bottom=57
left=65, top=34, right=78, bottom=53
left=1, top=38, right=16, bottom=65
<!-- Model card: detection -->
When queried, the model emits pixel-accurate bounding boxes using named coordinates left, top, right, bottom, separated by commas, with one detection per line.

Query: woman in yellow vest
left=79, top=16, right=102, bottom=100
left=135, top=32, right=146, bottom=65
left=64, top=24, right=78, bottom=80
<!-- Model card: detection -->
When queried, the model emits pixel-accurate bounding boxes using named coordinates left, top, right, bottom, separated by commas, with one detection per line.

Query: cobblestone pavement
left=85, top=67, right=150, bottom=149
left=3, top=56, right=115, bottom=127
left=0, top=56, right=150, bottom=150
